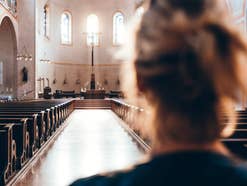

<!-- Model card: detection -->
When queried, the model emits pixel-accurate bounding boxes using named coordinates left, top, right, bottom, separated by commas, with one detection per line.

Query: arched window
left=87, top=14, right=99, bottom=46
left=43, top=4, right=50, bottom=38
left=7, top=0, right=11, bottom=7
left=61, top=11, right=72, bottom=45
left=136, top=6, right=145, bottom=18
left=113, top=12, right=124, bottom=45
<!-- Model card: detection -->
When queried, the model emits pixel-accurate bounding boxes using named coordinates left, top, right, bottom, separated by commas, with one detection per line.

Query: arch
left=86, top=14, right=99, bottom=46
left=0, top=16, right=17, bottom=98
left=0, top=13, right=18, bottom=35
left=113, top=11, right=124, bottom=45
left=61, top=11, right=72, bottom=45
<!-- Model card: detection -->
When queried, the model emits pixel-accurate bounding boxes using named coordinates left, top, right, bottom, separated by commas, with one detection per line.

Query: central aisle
left=15, top=110, right=144, bottom=186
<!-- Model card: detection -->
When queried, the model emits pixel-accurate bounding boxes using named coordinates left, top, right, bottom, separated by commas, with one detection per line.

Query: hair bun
left=153, top=0, right=208, bottom=17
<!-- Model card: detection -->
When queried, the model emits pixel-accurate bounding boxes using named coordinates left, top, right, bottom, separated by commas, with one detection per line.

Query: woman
left=71, top=0, right=247, bottom=185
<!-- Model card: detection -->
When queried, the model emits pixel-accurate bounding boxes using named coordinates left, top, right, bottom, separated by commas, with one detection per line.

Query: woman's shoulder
left=70, top=152, right=247, bottom=186
left=70, top=162, right=154, bottom=186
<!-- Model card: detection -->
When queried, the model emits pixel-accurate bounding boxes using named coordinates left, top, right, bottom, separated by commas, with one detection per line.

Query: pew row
left=0, top=99, right=74, bottom=185
left=0, top=124, right=16, bottom=186
left=110, top=99, right=247, bottom=159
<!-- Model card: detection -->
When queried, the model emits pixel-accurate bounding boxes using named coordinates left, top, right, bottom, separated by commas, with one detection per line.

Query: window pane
left=43, top=5, right=49, bottom=38
left=87, top=14, right=99, bottom=46
left=113, top=12, right=124, bottom=45
left=136, top=6, right=144, bottom=18
left=61, top=12, right=72, bottom=44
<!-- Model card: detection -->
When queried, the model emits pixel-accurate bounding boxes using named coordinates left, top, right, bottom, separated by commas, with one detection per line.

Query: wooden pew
left=0, top=121, right=29, bottom=169
left=0, top=111, right=47, bottom=144
left=53, top=90, right=76, bottom=98
left=18, top=99, right=74, bottom=120
left=0, top=99, right=74, bottom=185
left=0, top=124, right=16, bottom=185
left=0, top=99, right=73, bottom=141
left=0, top=108, right=53, bottom=138
left=7, top=105, right=57, bottom=133
left=34, top=100, right=72, bottom=122
left=0, top=118, right=37, bottom=157
left=111, top=99, right=247, bottom=157
left=0, top=108, right=51, bottom=140
left=223, top=111, right=247, bottom=158
left=0, top=99, right=73, bottom=138
left=0, top=99, right=73, bottom=140
left=0, top=114, right=39, bottom=152
left=222, top=139, right=247, bottom=158
left=213, top=110, right=247, bottom=158
left=0, top=100, right=72, bottom=130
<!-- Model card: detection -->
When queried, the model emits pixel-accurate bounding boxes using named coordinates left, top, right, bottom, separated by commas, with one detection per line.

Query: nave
left=13, top=109, right=144, bottom=186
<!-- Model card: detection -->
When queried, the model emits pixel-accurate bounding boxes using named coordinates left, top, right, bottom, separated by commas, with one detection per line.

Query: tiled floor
left=14, top=109, right=144, bottom=186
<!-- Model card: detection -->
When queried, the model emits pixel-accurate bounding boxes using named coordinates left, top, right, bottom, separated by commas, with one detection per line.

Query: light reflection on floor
left=15, top=109, right=144, bottom=186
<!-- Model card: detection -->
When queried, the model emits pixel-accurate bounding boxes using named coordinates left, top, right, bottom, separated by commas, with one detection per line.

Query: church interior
left=1, top=0, right=247, bottom=185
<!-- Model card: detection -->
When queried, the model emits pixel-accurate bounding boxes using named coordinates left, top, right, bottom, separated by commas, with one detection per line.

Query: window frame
left=86, top=14, right=100, bottom=46
left=43, top=4, right=50, bottom=40
left=60, top=10, right=73, bottom=46
left=135, top=6, right=145, bottom=18
left=112, top=11, right=125, bottom=46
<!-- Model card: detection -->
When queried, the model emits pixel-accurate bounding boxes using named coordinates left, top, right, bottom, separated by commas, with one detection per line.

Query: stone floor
left=14, top=109, right=144, bottom=186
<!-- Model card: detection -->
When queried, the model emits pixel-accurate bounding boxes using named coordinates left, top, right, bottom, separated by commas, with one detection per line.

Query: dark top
left=70, top=151, right=247, bottom=186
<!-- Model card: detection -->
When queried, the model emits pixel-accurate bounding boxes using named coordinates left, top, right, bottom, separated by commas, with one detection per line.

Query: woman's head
left=133, top=0, right=247, bottom=145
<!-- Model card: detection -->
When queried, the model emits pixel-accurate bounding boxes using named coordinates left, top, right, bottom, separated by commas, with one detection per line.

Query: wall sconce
left=116, top=78, right=120, bottom=85
left=17, top=46, right=32, bottom=61
left=103, top=79, right=108, bottom=85
left=53, top=78, right=57, bottom=84
left=40, top=59, right=50, bottom=63
left=40, top=52, right=50, bottom=63
left=63, top=79, right=68, bottom=85
left=63, top=74, right=68, bottom=85
left=76, top=79, right=81, bottom=85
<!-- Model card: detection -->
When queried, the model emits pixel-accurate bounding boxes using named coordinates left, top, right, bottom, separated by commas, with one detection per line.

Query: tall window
left=0, top=62, right=3, bottom=85
left=228, top=0, right=244, bottom=16
left=43, top=4, right=50, bottom=38
left=6, top=0, right=16, bottom=12
left=113, top=12, right=124, bottom=45
left=7, top=0, right=11, bottom=7
left=61, top=11, right=72, bottom=45
left=87, top=14, right=99, bottom=46
left=136, top=6, right=145, bottom=18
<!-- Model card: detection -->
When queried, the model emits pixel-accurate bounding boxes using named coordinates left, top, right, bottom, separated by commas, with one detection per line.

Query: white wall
left=36, top=0, right=137, bottom=94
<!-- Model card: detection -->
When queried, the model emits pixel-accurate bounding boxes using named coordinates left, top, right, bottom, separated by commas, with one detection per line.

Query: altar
left=84, top=90, right=105, bottom=99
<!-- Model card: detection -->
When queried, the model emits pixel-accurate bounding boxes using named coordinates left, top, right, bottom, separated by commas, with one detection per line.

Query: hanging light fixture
left=16, top=45, right=32, bottom=62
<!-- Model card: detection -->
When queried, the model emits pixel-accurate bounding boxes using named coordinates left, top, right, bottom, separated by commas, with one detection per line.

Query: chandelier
left=16, top=46, right=32, bottom=61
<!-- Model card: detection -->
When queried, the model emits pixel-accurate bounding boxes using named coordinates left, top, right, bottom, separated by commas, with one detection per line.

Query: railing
left=111, top=99, right=151, bottom=151
left=0, top=0, right=17, bottom=16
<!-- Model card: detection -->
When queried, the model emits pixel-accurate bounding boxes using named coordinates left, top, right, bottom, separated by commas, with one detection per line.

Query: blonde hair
left=131, top=0, right=247, bottom=145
